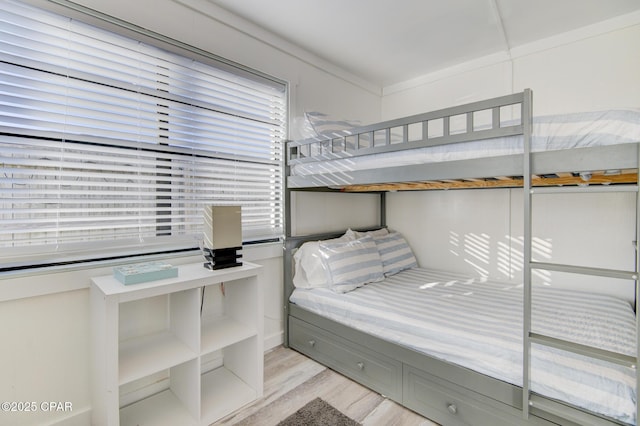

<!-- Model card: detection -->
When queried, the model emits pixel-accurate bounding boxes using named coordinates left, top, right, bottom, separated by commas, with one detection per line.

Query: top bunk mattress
left=290, top=267, right=637, bottom=424
left=290, top=109, right=640, bottom=177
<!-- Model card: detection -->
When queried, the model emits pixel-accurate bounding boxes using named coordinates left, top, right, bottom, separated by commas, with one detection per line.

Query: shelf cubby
left=91, top=262, right=263, bottom=426
left=120, top=359, right=199, bottom=426
left=201, top=315, right=256, bottom=354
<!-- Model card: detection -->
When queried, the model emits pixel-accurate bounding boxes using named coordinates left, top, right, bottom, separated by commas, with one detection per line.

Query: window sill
left=0, top=241, right=282, bottom=302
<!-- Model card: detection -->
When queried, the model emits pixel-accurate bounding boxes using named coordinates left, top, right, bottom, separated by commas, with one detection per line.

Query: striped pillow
left=319, top=235, right=384, bottom=293
left=374, top=232, right=417, bottom=276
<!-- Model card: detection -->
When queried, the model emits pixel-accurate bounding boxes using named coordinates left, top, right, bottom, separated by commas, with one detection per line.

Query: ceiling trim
left=489, top=0, right=511, bottom=53
left=383, top=51, right=512, bottom=96
left=172, top=0, right=382, bottom=96
left=510, top=8, right=640, bottom=59
left=383, top=9, right=640, bottom=97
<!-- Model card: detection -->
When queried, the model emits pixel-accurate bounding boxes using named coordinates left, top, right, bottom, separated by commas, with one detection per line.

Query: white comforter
left=291, top=267, right=637, bottom=424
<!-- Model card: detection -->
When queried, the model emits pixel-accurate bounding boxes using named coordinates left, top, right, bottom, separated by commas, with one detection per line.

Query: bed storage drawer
left=289, top=317, right=402, bottom=400
left=404, top=366, right=554, bottom=426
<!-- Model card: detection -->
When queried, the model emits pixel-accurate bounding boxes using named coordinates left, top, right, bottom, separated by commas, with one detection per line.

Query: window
left=0, top=1, right=286, bottom=268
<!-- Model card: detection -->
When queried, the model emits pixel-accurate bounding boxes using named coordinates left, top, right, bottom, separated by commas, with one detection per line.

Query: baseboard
left=264, top=330, right=284, bottom=351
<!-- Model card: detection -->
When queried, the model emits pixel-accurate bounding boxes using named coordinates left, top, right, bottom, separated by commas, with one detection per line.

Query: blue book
left=113, top=261, right=178, bottom=285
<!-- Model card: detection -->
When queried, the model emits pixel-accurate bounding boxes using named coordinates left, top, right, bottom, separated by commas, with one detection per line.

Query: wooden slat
left=340, top=172, right=638, bottom=192
left=533, top=172, right=637, bottom=186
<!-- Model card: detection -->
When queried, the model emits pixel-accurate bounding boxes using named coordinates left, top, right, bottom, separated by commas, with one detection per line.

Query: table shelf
left=91, top=262, right=263, bottom=426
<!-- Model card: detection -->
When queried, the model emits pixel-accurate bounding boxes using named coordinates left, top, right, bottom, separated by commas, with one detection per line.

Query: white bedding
left=290, top=267, right=637, bottom=424
left=291, top=109, right=640, bottom=176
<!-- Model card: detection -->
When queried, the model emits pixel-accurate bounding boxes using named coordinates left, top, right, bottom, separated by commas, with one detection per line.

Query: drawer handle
left=447, top=403, right=457, bottom=415
left=356, top=362, right=365, bottom=370
left=308, top=339, right=316, bottom=347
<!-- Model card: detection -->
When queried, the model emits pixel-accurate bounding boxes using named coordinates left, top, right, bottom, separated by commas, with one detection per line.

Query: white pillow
left=345, top=227, right=389, bottom=240
left=304, top=111, right=361, bottom=138
left=292, top=234, right=353, bottom=288
left=319, top=235, right=384, bottom=293
left=374, top=232, right=417, bottom=276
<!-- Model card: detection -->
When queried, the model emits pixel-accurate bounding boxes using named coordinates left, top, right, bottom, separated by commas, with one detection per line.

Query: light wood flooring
left=212, top=345, right=439, bottom=426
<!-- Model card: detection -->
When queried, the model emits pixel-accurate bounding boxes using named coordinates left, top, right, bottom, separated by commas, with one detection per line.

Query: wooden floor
left=212, top=345, right=439, bottom=426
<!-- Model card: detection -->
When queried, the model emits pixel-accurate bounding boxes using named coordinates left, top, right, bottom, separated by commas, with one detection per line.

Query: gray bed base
left=283, top=232, right=626, bottom=426
left=283, top=90, right=639, bottom=425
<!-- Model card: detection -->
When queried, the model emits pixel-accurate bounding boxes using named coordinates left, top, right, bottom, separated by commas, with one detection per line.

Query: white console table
left=90, top=262, right=263, bottom=426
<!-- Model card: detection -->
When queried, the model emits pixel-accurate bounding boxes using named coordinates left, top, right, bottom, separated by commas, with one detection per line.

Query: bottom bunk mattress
left=290, top=267, right=637, bottom=424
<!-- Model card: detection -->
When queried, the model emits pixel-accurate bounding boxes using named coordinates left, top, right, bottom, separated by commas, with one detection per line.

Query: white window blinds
left=0, top=1, right=286, bottom=268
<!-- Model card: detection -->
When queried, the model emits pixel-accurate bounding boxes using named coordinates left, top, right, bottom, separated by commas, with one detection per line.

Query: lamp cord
left=200, top=286, right=205, bottom=316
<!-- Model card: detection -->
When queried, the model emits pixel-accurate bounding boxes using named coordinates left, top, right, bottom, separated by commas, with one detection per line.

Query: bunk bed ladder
left=522, top=88, right=533, bottom=421
left=523, top=125, right=640, bottom=423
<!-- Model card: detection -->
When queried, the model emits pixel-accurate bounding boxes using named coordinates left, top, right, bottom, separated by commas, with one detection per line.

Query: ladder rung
left=530, top=261, right=637, bottom=280
left=529, top=332, right=637, bottom=368
left=531, top=185, right=638, bottom=194
left=528, top=394, right=615, bottom=426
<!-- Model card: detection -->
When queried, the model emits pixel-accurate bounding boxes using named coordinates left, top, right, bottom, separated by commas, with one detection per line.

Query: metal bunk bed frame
left=283, top=89, right=640, bottom=426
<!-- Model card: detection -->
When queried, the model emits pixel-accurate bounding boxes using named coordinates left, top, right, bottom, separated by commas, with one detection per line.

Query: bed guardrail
left=287, top=90, right=530, bottom=166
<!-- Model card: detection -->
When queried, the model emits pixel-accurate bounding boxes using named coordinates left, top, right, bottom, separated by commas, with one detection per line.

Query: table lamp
left=202, top=205, right=243, bottom=270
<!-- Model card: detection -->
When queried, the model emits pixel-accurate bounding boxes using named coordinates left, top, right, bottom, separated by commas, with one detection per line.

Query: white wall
left=382, top=22, right=640, bottom=302
left=512, top=24, right=640, bottom=114
left=291, top=192, right=382, bottom=236
left=387, top=189, right=636, bottom=301
left=382, top=22, right=640, bottom=116
left=0, top=1, right=383, bottom=425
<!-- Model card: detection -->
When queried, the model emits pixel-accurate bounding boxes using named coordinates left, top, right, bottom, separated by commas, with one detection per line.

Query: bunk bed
left=283, top=90, right=640, bottom=426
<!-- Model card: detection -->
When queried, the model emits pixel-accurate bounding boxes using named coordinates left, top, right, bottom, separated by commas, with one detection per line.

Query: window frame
left=1, top=0, right=288, bottom=270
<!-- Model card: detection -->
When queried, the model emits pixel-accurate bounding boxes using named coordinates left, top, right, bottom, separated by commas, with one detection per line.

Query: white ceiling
left=206, top=0, right=640, bottom=89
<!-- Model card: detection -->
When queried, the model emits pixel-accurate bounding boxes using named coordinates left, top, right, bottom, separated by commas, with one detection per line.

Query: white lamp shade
left=203, top=206, right=242, bottom=250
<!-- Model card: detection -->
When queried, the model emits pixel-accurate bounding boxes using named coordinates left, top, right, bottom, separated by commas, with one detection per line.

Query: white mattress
left=291, top=109, right=640, bottom=176
left=290, top=267, right=637, bottom=424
